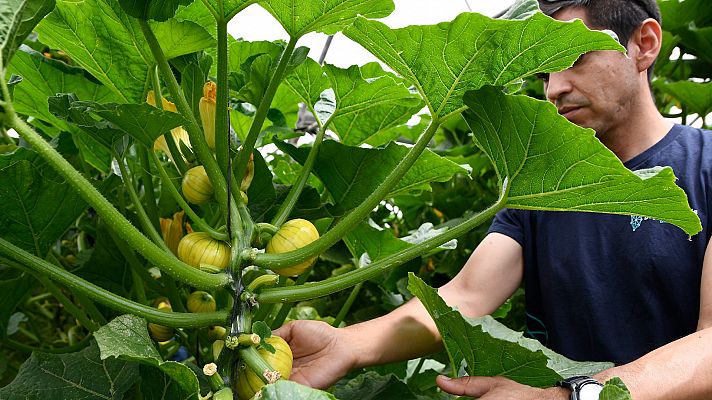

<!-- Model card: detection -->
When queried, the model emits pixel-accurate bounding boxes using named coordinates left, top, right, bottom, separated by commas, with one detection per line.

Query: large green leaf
left=283, top=57, right=329, bottom=110
left=343, top=223, right=411, bottom=264
left=94, top=314, right=200, bottom=398
left=0, top=0, right=54, bottom=67
left=35, top=0, right=214, bottom=103
left=324, top=64, right=423, bottom=146
left=343, top=12, right=623, bottom=120
left=118, top=0, right=191, bottom=22
left=677, top=26, right=712, bottom=65
left=260, top=0, right=394, bottom=38
left=0, top=341, right=138, bottom=399
left=7, top=48, right=122, bottom=132
left=408, top=274, right=612, bottom=388
left=332, top=372, right=423, bottom=400
left=276, top=140, right=468, bottom=216
left=659, top=0, right=712, bottom=33
left=206, top=0, right=257, bottom=21
left=0, top=150, right=87, bottom=257
left=260, top=380, right=336, bottom=400
left=655, top=79, right=712, bottom=117
left=56, top=98, right=189, bottom=148
left=463, top=87, right=702, bottom=236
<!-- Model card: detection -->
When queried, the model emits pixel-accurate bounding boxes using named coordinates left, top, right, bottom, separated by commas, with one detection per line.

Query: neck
left=597, top=90, right=673, bottom=163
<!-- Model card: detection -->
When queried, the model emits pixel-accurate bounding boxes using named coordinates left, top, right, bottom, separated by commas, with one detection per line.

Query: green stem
left=164, top=274, right=187, bottom=313
left=252, top=276, right=287, bottom=322
left=115, top=152, right=169, bottom=252
left=251, top=120, right=441, bottom=271
left=0, top=126, right=14, bottom=145
left=257, top=192, right=506, bottom=303
left=139, top=20, right=229, bottom=215
left=215, top=21, right=230, bottom=177
left=239, top=346, right=275, bottom=384
left=151, top=151, right=228, bottom=240
left=271, top=121, right=326, bottom=227
left=73, top=291, right=109, bottom=326
left=332, top=282, right=362, bottom=327
left=8, top=116, right=229, bottom=290
left=152, top=65, right=188, bottom=175
left=138, top=145, right=161, bottom=232
left=233, top=37, right=298, bottom=188
left=0, top=238, right=228, bottom=328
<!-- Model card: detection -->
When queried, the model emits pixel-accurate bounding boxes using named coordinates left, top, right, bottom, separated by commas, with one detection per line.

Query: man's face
left=543, top=8, right=641, bottom=137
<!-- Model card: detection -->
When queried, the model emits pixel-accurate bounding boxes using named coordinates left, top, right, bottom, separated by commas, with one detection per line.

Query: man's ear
left=628, top=18, right=663, bottom=73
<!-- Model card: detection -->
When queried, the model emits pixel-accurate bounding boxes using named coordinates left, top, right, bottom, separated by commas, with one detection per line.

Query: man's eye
left=535, top=72, right=549, bottom=82
left=572, top=53, right=587, bottom=66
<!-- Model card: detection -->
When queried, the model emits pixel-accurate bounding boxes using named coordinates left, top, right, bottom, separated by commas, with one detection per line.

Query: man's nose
left=545, top=71, right=573, bottom=103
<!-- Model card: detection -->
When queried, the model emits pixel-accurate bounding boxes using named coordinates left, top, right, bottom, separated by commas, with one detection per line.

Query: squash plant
left=0, top=0, right=705, bottom=398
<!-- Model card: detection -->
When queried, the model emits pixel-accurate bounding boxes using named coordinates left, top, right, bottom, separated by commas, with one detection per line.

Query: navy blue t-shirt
left=488, top=124, right=712, bottom=365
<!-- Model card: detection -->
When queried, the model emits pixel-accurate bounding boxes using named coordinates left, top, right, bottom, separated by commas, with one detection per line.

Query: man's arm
left=592, top=239, right=712, bottom=399
left=275, top=232, right=524, bottom=388
left=440, top=240, right=712, bottom=399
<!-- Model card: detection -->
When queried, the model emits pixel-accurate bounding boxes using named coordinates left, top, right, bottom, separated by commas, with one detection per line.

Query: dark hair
left=537, top=0, right=662, bottom=81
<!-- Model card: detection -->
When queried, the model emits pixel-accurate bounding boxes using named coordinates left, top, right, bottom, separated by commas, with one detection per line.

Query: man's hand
left=273, top=320, right=357, bottom=389
left=436, top=375, right=569, bottom=400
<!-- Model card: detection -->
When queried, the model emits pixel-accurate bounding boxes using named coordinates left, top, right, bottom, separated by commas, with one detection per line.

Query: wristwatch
left=556, top=376, right=604, bottom=400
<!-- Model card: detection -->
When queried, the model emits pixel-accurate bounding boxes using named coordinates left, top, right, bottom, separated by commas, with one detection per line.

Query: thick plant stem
left=152, top=65, right=188, bottom=175
left=115, top=153, right=169, bottom=252
left=239, top=346, right=276, bottom=384
left=138, top=145, right=161, bottom=232
left=215, top=21, right=230, bottom=176
left=0, top=238, right=228, bottom=328
left=233, top=37, right=297, bottom=187
left=8, top=115, right=230, bottom=290
left=251, top=120, right=441, bottom=271
left=271, top=122, right=326, bottom=227
left=151, top=151, right=228, bottom=241
left=257, top=193, right=507, bottom=303
left=332, top=282, right=362, bottom=327
left=139, top=20, right=229, bottom=215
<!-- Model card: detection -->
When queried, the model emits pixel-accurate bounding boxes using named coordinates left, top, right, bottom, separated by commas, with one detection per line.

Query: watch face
left=578, top=383, right=604, bottom=400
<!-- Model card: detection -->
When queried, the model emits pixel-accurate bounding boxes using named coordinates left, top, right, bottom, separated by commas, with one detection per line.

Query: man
left=275, top=1, right=712, bottom=398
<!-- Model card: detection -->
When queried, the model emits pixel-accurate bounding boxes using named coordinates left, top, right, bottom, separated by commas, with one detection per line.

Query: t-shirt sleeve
left=487, top=208, right=525, bottom=247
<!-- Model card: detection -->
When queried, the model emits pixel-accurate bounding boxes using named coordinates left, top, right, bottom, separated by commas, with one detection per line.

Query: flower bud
left=200, top=81, right=217, bottom=149
left=160, top=211, right=185, bottom=255
left=147, top=91, right=192, bottom=164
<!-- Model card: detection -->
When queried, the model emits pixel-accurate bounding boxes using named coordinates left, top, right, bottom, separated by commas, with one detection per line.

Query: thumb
left=436, top=375, right=497, bottom=397
left=272, top=321, right=294, bottom=342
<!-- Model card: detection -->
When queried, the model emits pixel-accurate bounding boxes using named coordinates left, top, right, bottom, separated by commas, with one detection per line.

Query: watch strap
left=556, top=376, right=603, bottom=400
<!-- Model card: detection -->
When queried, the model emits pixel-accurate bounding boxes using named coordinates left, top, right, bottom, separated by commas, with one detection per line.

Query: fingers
left=436, top=375, right=500, bottom=397
left=272, top=320, right=294, bottom=341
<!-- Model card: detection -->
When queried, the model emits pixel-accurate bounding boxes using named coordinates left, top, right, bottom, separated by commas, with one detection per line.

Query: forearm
left=343, top=297, right=443, bottom=367
left=594, top=327, right=712, bottom=400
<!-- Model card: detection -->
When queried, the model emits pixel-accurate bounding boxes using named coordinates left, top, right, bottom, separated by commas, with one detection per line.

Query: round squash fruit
left=148, top=301, right=174, bottom=342
left=186, top=291, right=216, bottom=313
left=236, top=336, right=292, bottom=400
left=177, top=232, right=230, bottom=270
left=182, top=165, right=213, bottom=205
left=265, top=219, right=319, bottom=276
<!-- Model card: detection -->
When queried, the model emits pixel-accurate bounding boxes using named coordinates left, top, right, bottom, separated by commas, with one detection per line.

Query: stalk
left=271, top=119, right=326, bottom=227
left=268, top=269, right=311, bottom=329
left=152, top=65, right=188, bottom=175
left=251, top=120, right=441, bottom=271
left=115, top=152, right=169, bottom=252
left=3, top=335, right=92, bottom=354
left=0, top=238, right=228, bottom=328
left=150, top=151, right=228, bottom=240
left=215, top=21, right=230, bottom=176
left=8, top=115, right=229, bottom=290
left=34, top=272, right=100, bottom=332
left=332, top=282, right=362, bottom=327
left=106, top=228, right=148, bottom=304
left=233, top=37, right=298, bottom=187
left=257, top=192, right=506, bottom=303
left=139, top=20, right=229, bottom=214
left=239, top=346, right=276, bottom=384
left=138, top=145, right=161, bottom=232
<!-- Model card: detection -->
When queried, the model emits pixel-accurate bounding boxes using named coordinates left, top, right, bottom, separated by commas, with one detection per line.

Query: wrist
left=544, top=386, right=571, bottom=400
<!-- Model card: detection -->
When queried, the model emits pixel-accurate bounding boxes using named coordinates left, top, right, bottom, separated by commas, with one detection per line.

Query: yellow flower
left=160, top=211, right=185, bottom=255
left=199, top=81, right=217, bottom=149
left=146, top=91, right=192, bottom=164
